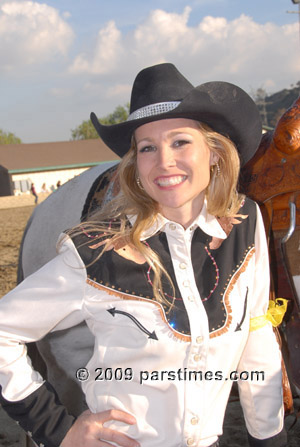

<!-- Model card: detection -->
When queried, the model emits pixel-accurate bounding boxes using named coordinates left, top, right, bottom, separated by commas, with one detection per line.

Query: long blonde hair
left=68, top=121, right=244, bottom=308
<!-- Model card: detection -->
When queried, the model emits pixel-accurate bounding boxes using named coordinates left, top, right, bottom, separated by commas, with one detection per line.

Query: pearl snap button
left=179, top=262, right=187, bottom=269
left=169, top=223, right=176, bottom=230
left=194, top=354, right=201, bottom=362
left=187, top=438, right=195, bottom=446
left=188, top=295, right=194, bottom=301
left=190, top=416, right=199, bottom=425
left=183, top=280, right=190, bottom=287
left=196, top=336, right=203, bottom=344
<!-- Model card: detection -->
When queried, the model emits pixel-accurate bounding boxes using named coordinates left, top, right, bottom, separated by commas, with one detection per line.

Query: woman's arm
left=237, top=204, right=286, bottom=447
left=0, top=235, right=86, bottom=402
left=0, top=235, right=140, bottom=447
left=0, top=235, right=86, bottom=445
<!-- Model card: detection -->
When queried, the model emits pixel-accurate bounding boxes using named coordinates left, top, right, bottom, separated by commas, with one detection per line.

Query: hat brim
left=91, top=81, right=262, bottom=166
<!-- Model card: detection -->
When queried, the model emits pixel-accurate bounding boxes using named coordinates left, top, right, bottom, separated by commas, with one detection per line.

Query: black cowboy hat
left=91, top=63, right=262, bottom=166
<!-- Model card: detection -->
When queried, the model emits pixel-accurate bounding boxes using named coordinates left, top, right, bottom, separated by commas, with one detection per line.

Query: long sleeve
left=237, top=205, right=286, bottom=446
left=0, top=234, right=87, bottom=446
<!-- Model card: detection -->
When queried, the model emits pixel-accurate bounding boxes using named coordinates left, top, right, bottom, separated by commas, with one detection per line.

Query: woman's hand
left=61, top=409, right=140, bottom=447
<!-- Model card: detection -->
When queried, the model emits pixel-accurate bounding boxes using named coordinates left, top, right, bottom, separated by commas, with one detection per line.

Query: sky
left=0, top=0, right=300, bottom=143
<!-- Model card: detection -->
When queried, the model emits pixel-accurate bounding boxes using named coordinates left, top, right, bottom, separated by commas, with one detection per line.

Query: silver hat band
left=127, top=101, right=181, bottom=121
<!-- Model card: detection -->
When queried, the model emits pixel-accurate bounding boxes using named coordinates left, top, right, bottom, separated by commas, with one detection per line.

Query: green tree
left=71, top=103, right=130, bottom=140
left=71, top=119, right=99, bottom=140
left=0, top=129, right=22, bottom=144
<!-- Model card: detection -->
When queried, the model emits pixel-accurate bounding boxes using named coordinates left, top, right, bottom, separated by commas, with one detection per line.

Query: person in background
left=0, top=63, right=286, bottom=447
left=41, top=183, right=49, bottom=193
left=30, top=182, right=38, bottom=204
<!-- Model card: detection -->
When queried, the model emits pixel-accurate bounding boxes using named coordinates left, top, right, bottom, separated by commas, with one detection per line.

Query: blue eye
left=173, top=139, right=190, bottom=148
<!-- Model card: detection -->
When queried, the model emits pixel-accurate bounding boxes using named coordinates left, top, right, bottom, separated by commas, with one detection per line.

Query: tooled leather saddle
left=240, top=95, right=300, bottom=412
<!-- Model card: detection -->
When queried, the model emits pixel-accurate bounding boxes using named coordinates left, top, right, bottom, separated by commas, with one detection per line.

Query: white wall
left=12, top=167, right=90, bottom=194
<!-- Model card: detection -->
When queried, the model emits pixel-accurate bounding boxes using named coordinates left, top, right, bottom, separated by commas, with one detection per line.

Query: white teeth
left=156, top=176, right=187, bottom=186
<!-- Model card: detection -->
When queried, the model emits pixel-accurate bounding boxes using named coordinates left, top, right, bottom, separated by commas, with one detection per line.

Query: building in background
left=0, top=139, right=119, bottom=196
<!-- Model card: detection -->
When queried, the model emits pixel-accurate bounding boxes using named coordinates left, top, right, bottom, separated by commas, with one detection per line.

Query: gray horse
left=18, top=160, right=118, bottom=416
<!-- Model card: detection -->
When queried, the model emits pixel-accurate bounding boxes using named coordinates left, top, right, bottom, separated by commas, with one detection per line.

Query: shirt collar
left=193, top=200, right=227, bottom=239
left=128, top=201, right=227, bottom=241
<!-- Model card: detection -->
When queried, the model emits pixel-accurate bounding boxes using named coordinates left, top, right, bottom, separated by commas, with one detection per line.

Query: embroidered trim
left=209, top=246, right=255, bottom=339
left=235, top=287, right=248, bottom=331
left=86, top=278, right=191, bottom=342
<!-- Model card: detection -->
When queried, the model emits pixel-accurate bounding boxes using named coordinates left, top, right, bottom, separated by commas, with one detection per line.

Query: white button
left=179, top=262, right=187, bottom=269
left=187, top=438, right=195, bottom=446
left=196, top=336, right=203, bottom=344
left=183, top=280, right=190, bottom=287
left=188, top=296, right=194, bottom=302
left=169, top=223, right=176, bottom=230
left=190, top=416, right=199, bottom=425
left=194, top=354, right=201, bottom=362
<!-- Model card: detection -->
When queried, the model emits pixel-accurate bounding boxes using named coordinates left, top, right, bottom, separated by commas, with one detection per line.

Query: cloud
left=62, top=11, right=71, bottom=19
left=69, top=20, right=122, bottom=74
left=106, top=83, right=131, bottom=98
left=69, top=7, right=300, bottom=93
left=80, top=81, right=131, bottom=103
left=0, top=1, right=74, bottom=72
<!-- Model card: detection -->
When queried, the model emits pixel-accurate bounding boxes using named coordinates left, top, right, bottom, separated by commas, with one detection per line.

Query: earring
left=215, top=161, right=221, bottom=177
left=136, top=177, right=144, bottom=190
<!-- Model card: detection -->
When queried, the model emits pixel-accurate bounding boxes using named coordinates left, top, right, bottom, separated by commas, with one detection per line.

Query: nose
left=157, top=144, right=176, bottom=168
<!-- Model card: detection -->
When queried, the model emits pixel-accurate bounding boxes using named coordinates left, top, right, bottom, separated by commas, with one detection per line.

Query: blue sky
left=0, top=0, right=299, bottom=143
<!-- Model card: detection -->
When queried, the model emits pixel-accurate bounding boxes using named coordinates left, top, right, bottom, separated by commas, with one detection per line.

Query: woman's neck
left=159, top=195, right=205, bottom=230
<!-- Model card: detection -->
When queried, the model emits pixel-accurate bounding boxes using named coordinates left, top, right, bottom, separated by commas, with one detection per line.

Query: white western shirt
left=0, top=199, right=284, bottom=447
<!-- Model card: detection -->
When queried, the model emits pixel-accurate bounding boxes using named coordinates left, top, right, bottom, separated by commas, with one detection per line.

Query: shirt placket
left=165, top=223, right=210, bottom=447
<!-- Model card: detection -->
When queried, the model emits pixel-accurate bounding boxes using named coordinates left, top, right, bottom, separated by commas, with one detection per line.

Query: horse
left=18, top=102, right=300, bottom=418
left=18, top=160, right=119, bottom=416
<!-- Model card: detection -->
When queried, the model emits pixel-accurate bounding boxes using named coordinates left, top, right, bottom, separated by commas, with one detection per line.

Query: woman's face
left=135, top=118, right=217, bottom=227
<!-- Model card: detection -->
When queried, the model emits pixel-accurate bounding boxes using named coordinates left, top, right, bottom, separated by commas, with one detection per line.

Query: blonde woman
left=0, top=64, right=285, bottom=447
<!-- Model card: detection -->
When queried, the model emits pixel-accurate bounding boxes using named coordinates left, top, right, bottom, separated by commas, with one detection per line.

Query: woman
left=41, top=183, right=49, bottom=193
left=0, top=63, right=286, bottom=447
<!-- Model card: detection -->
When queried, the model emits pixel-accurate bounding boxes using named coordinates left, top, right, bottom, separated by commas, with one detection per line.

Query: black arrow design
left=235, top=287, right=248, bottom=332
left=107, top=307, right=158, bottom=340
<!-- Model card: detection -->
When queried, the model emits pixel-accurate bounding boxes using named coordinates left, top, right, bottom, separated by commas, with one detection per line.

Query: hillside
left=255, top=82, right=300, bottom=128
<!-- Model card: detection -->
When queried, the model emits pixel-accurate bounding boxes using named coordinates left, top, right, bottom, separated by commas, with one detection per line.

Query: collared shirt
left=0, top=199, right=284, bottom=447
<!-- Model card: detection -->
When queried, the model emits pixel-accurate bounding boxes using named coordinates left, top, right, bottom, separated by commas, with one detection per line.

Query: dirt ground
left=0, top=206, right=34, bottom=446
left=0, top=205, right=299, bottom=446
left=0, top=206, right=34, bottom=297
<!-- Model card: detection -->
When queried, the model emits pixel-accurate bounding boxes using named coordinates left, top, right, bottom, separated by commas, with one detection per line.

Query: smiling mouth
left=155, top=175, right=187, bottom=187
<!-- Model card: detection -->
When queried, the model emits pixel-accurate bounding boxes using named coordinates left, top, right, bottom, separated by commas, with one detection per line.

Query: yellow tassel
left=249, top=298, right=288, bottom=332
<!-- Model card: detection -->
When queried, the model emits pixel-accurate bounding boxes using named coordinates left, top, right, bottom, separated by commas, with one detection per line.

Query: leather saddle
left=240, top=95, right=300, bottom=411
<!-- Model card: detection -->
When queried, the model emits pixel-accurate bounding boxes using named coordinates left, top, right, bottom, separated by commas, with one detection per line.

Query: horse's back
left=21, top=162, right=118, bottom=277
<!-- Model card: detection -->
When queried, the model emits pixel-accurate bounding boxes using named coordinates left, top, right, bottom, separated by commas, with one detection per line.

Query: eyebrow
left=135, top=137, right=153, bottom=146
left=168, top=130, right=193, bottom=137
left=136, top=129, right=193, bottom=146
